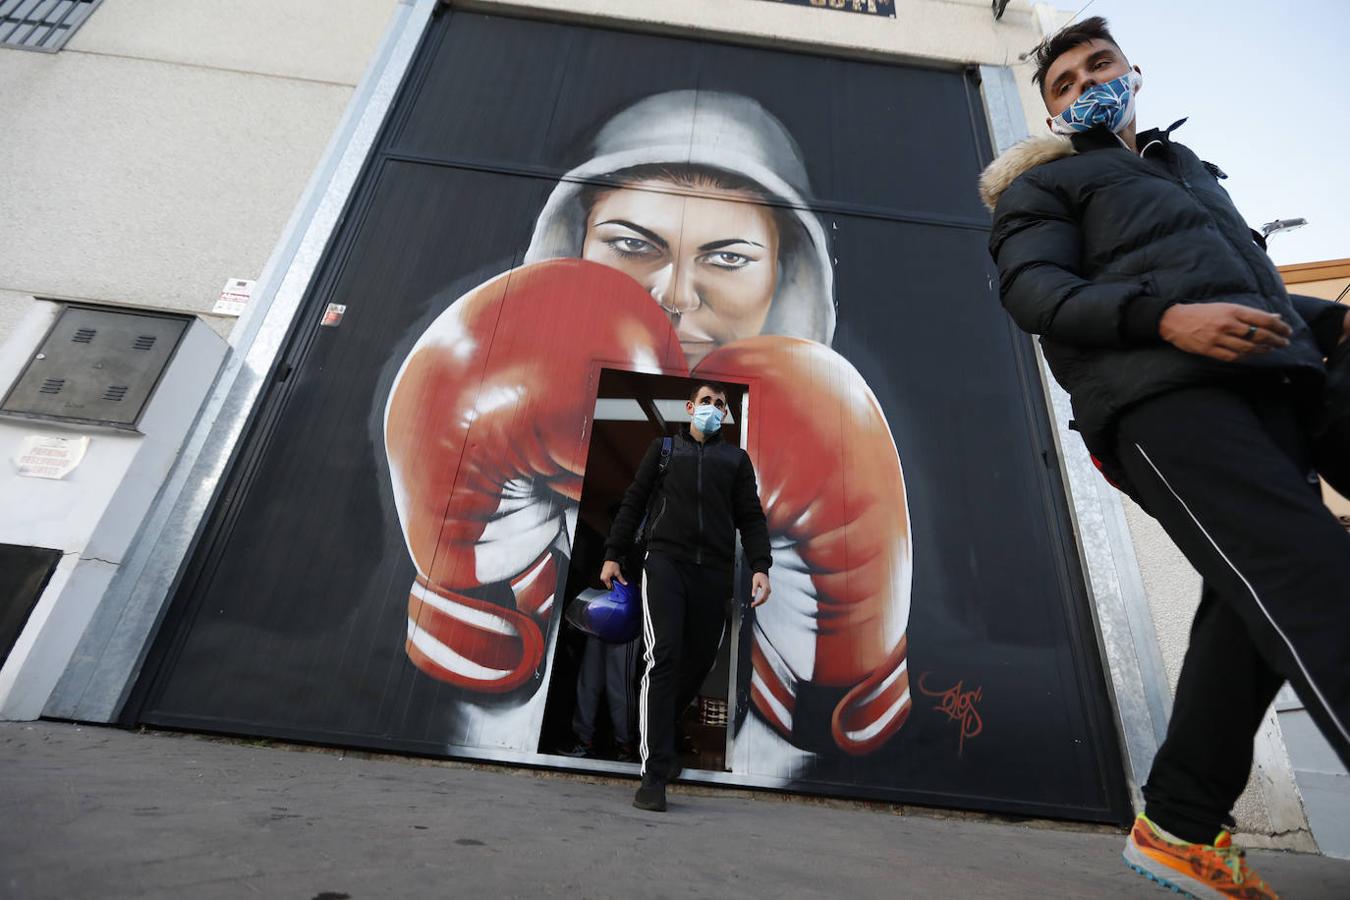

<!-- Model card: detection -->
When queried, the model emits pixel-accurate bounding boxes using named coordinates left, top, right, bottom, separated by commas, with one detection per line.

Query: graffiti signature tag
left=918, top=673, right=983, bottom=756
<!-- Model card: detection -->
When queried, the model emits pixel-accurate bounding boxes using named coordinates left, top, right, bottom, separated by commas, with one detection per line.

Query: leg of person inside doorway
left=562, top=635, right=607, bottom=758
left=1112, top=383, right=1350, bottom=898
left=605, top=636, right=640, bottom=763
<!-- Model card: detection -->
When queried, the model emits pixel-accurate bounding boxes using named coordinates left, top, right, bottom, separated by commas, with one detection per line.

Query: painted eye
left=704, top=252, right=752, bottom=269
left=608, top=238, right=656, bottom=257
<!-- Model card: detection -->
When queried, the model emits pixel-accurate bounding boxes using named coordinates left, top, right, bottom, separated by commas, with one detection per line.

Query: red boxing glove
left=385, top=260, right=684, bottom=693
left=695, top=336, right=913, bottom=754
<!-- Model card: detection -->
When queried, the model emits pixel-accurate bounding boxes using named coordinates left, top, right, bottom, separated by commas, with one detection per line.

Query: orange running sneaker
left=1123, top=814, right=1279, bottom=899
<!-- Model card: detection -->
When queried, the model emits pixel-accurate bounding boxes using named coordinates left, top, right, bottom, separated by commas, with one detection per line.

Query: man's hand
left=1159, top=303, right=1291, bottom=362
left=750, top=572, right=772, bottom=608
left=600, top=560, right=626, bottom=589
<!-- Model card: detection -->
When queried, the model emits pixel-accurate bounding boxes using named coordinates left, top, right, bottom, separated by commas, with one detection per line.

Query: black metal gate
left=133, top=8, right=1130, bottom=824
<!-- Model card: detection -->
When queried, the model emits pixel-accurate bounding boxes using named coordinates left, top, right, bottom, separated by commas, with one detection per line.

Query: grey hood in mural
left=524, top=90, right=836, bottom=345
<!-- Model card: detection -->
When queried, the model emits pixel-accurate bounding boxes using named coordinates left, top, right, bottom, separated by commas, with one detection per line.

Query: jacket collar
left=1068, top=126, right=1128, bottom=155
left=1072, top=117, right=1189, bottom=158
left=978, top=118, right=1190, bottom=212
left=679, top=423, right=722, bottom=446
left=1136, top=118, right=1188, bottom=159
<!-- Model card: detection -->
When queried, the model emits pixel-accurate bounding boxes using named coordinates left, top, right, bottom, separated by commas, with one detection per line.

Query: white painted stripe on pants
left=1135, top=443, right=1349, bottom=746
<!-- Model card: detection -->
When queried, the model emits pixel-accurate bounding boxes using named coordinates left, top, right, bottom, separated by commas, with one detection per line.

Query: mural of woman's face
left=581, top=179, right=781, bottom=366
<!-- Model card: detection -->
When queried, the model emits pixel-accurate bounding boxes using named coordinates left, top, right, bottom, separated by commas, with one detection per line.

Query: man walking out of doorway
left=982, top=16, right=1350, bottom=899
left=602, top=382, right=773, bottom=812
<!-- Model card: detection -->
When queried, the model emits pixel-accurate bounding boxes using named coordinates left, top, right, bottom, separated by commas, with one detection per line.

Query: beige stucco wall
left=67, top=0, right=399, bottom=85
left=0, top=0, right=399, bottom=346
left=1285, top=274, right=1350, bottom=303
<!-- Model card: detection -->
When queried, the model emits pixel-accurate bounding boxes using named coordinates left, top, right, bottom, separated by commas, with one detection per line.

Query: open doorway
left=538, top=368, right=748, bottom=774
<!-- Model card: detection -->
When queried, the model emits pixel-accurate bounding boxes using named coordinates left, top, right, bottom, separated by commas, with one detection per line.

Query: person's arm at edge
left=1288, top=293, right=1350, bottom=354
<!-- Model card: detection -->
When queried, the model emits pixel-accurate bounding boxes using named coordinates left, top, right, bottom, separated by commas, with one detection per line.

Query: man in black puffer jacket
left=601, top=381, right=772, bottom=812
left=982, top=16, right=1349, bottom=896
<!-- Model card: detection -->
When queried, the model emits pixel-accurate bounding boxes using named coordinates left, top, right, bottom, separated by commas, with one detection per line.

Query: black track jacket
left=604, top=427, right=772, bottom=575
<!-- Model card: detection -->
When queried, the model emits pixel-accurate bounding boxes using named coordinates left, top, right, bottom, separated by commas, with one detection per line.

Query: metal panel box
left=1, top=306, right=190, bottom=430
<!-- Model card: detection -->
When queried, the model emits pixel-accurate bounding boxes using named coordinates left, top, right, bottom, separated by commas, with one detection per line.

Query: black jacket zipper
left=696, top=440, right=704, bottom=564
left=649, top=496, right=668, bottom=541
left=1146, top=139, right=1274, bottom=306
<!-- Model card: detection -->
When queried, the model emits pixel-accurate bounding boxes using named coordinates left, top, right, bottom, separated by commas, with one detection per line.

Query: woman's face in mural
left=581, top=179, right=780, bottom=365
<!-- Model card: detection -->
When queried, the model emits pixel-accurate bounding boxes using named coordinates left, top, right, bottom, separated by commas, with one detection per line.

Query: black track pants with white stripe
left=1113, top=380, right=1350, bottom=843
left=639, top=551, right=731, bottom=779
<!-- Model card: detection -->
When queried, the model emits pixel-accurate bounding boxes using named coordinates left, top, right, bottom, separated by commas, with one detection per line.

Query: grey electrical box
left=0, top=306, right=190, bottom=430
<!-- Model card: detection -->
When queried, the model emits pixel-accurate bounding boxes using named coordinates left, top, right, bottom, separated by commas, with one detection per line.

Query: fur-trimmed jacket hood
left=978, top=135, right=1074, bottom=212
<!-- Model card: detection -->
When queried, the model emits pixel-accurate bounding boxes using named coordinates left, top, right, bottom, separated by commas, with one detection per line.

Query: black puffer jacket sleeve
left=604, top=439, right=662, bottom=564
left=990, top=174, right=1174, bottom=346
left=732, top=451, right=772, bottom=574
left=1289, top=293, right=1349, bottom=356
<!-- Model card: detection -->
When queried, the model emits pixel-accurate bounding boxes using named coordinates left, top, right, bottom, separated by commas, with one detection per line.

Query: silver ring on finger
left=1244, top=324, right=1258, bottom=341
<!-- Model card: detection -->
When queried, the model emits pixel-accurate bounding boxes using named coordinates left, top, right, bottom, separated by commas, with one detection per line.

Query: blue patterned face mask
left=1050, top=70, right=1142, bottom=136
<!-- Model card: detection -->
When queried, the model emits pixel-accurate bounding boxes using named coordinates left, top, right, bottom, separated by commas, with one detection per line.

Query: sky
left=1038, top=0, right=1350, bottom=266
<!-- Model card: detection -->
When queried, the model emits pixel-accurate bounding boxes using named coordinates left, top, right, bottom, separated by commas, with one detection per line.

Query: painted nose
left=647, top=263, right=701, bottom=315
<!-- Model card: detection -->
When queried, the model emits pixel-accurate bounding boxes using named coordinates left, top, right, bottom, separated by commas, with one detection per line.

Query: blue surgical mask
left=692, top=404, right=724, bottom=435
left=1051, top=70, right=1142, bottom=136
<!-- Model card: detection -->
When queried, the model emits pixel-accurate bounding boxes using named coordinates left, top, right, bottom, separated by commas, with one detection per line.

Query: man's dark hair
left=688, top=380, right=730, bottom=404
left=1031, top=16, right=1121, bottom=94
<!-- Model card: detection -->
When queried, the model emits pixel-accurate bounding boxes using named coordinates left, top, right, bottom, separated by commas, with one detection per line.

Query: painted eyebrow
left=698, top=238, right=765, bottom=252
left=593, top=219, right=668, bottom=250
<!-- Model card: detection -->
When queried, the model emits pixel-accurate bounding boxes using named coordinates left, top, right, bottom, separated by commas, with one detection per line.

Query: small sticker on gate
left=321, top=304, right=347, bottom=327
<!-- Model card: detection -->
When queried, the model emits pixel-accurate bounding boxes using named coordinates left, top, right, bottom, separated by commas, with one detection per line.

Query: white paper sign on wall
left=212, top=278, right=256, bottom=317
left=15, top=435, right=91, bottom=479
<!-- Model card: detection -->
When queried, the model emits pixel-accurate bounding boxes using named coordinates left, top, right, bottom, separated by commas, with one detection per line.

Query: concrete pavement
left=2, top=721, right=1349, bottom=899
